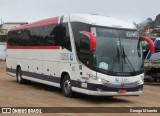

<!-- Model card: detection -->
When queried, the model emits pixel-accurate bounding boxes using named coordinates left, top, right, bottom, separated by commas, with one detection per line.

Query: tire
left=16, top=67, right=25, bottom=84
left=156, top=78, right=160, bottom=83
left=61, top=75, right=73, bottom=97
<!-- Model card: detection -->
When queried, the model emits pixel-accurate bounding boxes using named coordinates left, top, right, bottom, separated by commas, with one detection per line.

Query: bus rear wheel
left=16, top=67, right=25, bottom=84
left=62, top=75, right=73, bottom=97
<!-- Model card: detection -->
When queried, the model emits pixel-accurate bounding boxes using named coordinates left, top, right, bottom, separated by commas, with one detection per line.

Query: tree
left=147, top=18, right=152, bottom=22
left=154, top=14, right=160, bottom=27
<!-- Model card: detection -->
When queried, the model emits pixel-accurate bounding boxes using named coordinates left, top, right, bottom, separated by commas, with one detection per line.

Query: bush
left=0, top=35, right=7, bottom=42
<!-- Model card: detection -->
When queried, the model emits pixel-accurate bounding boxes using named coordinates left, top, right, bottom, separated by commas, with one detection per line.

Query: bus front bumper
left=89, top=90, right=143, bottom=96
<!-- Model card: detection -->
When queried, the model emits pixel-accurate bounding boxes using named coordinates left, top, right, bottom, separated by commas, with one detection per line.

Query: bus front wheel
left=62, top=75, right=73, bottom=97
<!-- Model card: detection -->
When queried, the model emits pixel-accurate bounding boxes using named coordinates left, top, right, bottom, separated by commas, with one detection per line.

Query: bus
left=6, top=14, right=154, bottom=97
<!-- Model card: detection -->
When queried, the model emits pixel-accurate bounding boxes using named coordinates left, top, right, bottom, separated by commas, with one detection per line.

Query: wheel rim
left=64, top=79, right=71, bottom=94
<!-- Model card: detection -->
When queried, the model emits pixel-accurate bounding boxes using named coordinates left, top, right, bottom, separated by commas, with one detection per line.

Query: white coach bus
left=6, top=14, right=154, bottom=97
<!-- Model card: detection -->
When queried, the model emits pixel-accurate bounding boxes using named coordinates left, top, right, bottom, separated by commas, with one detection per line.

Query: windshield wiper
left=110, top=46, right=120, bottom=71
left=122, top=46, right=135, bottom=72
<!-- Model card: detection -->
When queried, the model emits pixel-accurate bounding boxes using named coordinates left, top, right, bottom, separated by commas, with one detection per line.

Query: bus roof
left=69, top=14, right=136, bottom=29
left=10, top=14, right=136, bottom=31
left=10, top=17, right=59, bottom=31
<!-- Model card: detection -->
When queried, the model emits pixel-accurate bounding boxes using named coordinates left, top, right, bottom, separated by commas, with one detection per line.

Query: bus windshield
left=92, top=27, right=143, bottom=73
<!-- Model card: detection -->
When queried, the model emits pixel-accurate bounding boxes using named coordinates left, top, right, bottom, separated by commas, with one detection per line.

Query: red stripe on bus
left=10, top=17, right=59, bottom=31
left=7, top=46, right=60, bottom=49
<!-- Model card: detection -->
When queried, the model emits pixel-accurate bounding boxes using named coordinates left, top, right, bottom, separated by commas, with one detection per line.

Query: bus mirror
left=79, top=37, right=90, bottom=65
left=140, top=36, right=155, bottom=54
left=80, top=38, right=90, bottom=53
left=79, top=31, right=96, bottom=51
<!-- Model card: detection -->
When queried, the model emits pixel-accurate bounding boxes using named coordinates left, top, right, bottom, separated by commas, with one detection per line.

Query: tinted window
left=8, top=30, right=24, bottom=46
left=51, top=23, right=72, bottom=51
left=71, top=22, right=90, bottom=65
left=28, top=25, right=55, bottom=46
left=8, top=23, right=72, bottom=51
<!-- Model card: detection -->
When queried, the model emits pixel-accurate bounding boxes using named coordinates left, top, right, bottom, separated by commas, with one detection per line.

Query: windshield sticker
left=70, top=53, right=74, bottom=61
left=115, top=77, right=120, bottom=83
left=91, top=27, right=97, bottom=37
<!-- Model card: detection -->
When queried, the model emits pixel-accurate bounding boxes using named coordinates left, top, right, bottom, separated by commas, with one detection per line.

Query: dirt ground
left=0, top=61, right=159, bottom=116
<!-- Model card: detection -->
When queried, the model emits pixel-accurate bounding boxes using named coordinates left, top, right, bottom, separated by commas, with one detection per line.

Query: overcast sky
left=0, top=0, right=160, bottom=24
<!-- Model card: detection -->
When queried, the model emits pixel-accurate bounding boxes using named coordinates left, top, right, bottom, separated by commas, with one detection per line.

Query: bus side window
left=51, top=23, right=72, bottom=51
left=43, top=25, right=55, bottom=46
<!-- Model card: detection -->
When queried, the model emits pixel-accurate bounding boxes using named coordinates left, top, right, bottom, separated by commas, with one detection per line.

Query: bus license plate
left=118, top=89, right=127, bottom=93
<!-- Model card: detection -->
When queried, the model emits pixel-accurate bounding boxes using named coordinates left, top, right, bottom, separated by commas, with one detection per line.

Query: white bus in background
left=0, top=33, right=7, bottom=60
left=6, top=14, right=154, bottom=97
left=0, top=42, right=6, bottom=60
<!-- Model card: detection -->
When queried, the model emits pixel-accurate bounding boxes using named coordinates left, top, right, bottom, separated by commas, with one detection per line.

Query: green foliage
left=146, top=14, right=160, bottom=28
left=0, top=35, right=7, bottom=42
left=154, top=14, right=160, bottom=27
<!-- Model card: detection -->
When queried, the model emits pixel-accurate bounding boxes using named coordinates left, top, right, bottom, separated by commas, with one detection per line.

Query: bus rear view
left=6, top=14, right=154, bottom=97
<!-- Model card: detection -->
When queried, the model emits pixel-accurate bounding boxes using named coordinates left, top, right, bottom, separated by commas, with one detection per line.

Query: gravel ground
left=0, top=61, right=159, bottom=116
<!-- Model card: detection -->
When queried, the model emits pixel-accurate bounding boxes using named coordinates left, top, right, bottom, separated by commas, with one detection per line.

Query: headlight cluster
left=137, top=75, right=144, bottom=84
left=88, top=73, right=144, bottom=86
left=138, top=79, right=144, bottom=84
left=88, top=74, right=108, bottom=85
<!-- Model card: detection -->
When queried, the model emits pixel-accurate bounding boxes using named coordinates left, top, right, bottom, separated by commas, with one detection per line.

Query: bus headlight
left=97, top=78, right=102, bottom=83
left=97, top=78, right=108, bottom=85
left=87, top=73, right=108, bottom=84
left=138, top=79, right=144, bottom=84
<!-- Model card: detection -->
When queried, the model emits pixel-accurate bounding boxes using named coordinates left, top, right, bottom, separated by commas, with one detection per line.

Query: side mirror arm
left=140, top=36, right=155, bottom=54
